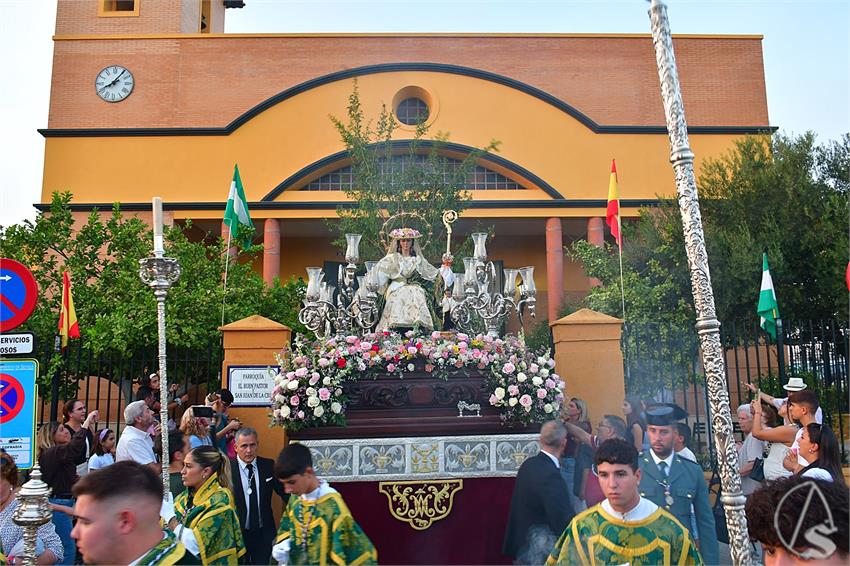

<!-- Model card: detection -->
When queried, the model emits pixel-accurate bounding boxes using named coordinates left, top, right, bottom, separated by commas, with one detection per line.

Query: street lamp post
left=646, top=1, right=751, bottom=564
left=139, top=197, right=181, bottom=496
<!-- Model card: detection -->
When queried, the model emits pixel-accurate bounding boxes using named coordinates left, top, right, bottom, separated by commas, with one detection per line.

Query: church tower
left=55, top=0, right=234, bottom=36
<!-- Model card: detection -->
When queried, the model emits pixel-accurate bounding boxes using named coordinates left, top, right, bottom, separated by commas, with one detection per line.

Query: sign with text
left=0, top=332, right=35, bottom=355
left=227, top=365, right=279, bottom=407
left=0, top=358, right=38, bottom=469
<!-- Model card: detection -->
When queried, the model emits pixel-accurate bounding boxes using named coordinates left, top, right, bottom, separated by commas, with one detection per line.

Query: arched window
left=302, top=155, right=525, bottom=191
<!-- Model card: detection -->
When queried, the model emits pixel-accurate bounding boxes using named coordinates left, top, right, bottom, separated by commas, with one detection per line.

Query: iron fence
left=34, top=338, right=223, bottom=433
left=623, top=319, right=849, bottom=464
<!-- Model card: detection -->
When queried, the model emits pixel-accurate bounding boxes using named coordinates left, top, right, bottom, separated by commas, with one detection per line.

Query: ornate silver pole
left=12, top=465, right=52, bottom=565
left=647, top=2, right=750, bottom=564
left=139, top=197, right=181, bottom=496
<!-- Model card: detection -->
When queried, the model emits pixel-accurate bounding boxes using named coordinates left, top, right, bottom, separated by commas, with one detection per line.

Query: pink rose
left=529, top=363, right=539, bottom=374
left=407, top=346, right=418, bottom=355
left=489, top=394, right=498, bottom=405
left=309, top=374, right=320, bottom=386
left=431, top=331, right=442, bottom=340
left=318, top=358, right=330, bottom=368
left=537, top=389, right=547, bottom=399
left=508, top=385, right=519, bottom=396
left=387, top=363, right=396, bottom=372
left=347, top=346, right=358, bottom=355
left=346, top=335, right=357, bottom=344
left=290, top=395, right=300, bottom=406
left=519, top=394, right=533, bottom=407
left=318, top=388, right=331, bottom=401
left=503, top=362, right=515, bottom=374
left=425, top=364, right=434, bottom=373
left=545, top=378, right=556, bottom=389
left=457, top=333, right=469, bottom=342
left=297, top=411, right=305, bottom=419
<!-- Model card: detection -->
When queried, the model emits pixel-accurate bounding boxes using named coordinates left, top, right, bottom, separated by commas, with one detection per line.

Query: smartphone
left=191, top=405, right=215, bottom=419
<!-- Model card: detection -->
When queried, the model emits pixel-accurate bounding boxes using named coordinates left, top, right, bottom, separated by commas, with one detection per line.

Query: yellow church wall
left=41, top=69, right=748, bottom=216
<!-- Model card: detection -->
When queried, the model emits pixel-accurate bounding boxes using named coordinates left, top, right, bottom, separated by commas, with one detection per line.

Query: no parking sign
left=0, top=258, right=39, bottom=332
left=0, top=359, right=38, bottom=468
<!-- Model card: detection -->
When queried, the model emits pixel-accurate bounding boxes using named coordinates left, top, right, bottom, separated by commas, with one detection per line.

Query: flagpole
left=617, top=217, right=626, bottom=321
left=221, top=229, right=233, bottom=327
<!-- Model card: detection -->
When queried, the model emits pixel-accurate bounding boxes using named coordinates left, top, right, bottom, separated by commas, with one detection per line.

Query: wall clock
left=95, top=65, right=134, bottom=102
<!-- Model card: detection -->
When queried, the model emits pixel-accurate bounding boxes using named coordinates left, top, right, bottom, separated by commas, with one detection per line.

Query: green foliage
left=571, top=132, right=849, bottom=326
left=328, top=82, right=500, bottom=262
left=0, top=193, right=306, bottom=394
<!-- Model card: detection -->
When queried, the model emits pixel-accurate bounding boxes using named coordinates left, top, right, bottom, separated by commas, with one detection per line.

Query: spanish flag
left=58, top=271, right=79, bottom=349
left=606, top=159, right=621, bottom=247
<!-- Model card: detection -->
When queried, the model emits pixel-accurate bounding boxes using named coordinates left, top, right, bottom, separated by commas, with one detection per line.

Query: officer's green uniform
left=638, top=403, right=719, bottom=566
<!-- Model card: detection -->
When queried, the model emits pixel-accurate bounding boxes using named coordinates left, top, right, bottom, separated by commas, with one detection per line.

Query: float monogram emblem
left=378, top=479, right=463, bottom=530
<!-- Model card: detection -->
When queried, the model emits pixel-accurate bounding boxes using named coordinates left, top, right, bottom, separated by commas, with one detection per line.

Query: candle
left=152, top=197, right=164, bottom=254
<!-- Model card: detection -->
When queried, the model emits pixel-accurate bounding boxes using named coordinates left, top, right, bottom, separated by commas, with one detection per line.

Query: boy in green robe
left=272, top=443, right=377, bottom=566
left=547, top=438, right=702, bottom=566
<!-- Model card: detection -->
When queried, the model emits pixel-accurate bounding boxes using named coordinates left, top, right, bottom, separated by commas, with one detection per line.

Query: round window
left=395, top=97, right=430, bottom=126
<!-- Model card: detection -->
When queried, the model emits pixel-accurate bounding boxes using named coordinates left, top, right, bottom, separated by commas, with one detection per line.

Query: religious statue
left=374, top=227, right=443, bottom=331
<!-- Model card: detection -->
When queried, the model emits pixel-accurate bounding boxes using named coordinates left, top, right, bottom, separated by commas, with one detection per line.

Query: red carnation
left=336, top=358, right=347, bottom=368
left=372, top=344, right=380, bottom=352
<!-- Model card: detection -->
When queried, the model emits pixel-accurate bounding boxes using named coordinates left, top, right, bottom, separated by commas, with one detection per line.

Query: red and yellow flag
left=58, top=271, right=80, bottom=348
left=606, top=159, right=621, bottom=247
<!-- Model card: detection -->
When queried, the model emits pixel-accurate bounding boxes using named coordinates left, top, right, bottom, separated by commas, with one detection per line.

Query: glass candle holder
left=344, top=233, right=362, bottom=264
left=471, top=232, right=488, bottom=261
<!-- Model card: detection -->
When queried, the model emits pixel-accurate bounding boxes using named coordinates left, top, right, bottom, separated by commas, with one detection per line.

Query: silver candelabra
left=11, top=465, right=52, bottom=565
left=299, top=234, right=380, bottom=339
left=647, top=1, right=750, bottom=564
left=139, top=197, right=182, bottom=497
left=451, top=233, right=536, bottom=337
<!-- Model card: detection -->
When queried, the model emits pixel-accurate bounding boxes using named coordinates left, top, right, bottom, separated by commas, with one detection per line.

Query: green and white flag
left=223, top=164, right=254, bottom=248
left=757, top=252, right=780, bottom=339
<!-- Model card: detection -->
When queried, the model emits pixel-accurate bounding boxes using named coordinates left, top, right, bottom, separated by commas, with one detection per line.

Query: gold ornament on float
left=378, top=479, right=463, bottom=530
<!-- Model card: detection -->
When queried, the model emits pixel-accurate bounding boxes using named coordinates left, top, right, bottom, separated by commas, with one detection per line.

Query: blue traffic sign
left=0, top=259, right=39, bottom=332
left=0, top=359, right=38, bottom=469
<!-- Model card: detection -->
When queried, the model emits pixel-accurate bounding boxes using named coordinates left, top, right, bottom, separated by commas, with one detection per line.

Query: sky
left=1, top=0, right=848, bottom=228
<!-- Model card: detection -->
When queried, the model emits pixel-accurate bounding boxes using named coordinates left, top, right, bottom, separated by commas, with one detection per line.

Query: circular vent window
left=395, top=97, right=430, bottom=126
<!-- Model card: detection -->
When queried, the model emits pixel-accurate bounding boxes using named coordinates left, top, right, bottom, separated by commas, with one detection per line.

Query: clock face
left=95, top=65, right=134, bottom=102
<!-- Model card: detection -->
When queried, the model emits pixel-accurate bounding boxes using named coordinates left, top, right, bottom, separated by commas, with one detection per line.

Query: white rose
left=281, top=405, right=291, bottom=418
left=323, top=376, right=332, bottom=386
left=275, top=394, right=286, bottom=404
left=509, top=397, right=518, bottom=407
left=307, top=396, right=320, bottom=408
left=544, top=403, right=554, bottom=413
left=494, top=387, right=506, bottom=400
left=407, top=363, right=415, bottom=371
left=516, top=372, right=527, bottom=382
left=532, top=376, right=543, bottom=386
left=273, top=409, right=281, bottom=418
left=314, top=405, right=325, bottom=418
left=306, top=387, right=316, bottom=397
left=286, top=380, right=299, bottom=391
left=537, top=356, right=547, bottom=366
left=540, top=368, right=550, bottom=378
left=331, top=402, right=342, bottom=414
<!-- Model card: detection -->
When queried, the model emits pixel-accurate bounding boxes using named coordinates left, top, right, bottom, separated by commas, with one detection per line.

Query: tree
left=572, top=133, right=849, bottom=325
left=329, top=82, right=500, bottom=261
left=0, top=192, right=306, bottom=394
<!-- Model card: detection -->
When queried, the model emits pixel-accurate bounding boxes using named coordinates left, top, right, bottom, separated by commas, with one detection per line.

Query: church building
left=38, top=0, right=771, bottom=321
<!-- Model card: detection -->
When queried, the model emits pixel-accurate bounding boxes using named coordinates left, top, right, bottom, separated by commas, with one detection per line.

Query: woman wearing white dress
left=375, top=228, right=441, bottom=331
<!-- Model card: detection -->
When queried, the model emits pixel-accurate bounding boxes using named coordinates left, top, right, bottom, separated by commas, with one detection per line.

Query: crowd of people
left=1, top=373, right=847, bottom=565
left=504, top=381, right=848, bottom=566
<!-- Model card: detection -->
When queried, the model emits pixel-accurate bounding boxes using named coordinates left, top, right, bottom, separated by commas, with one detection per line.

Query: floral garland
left=270, top=330, right=564, bottom=431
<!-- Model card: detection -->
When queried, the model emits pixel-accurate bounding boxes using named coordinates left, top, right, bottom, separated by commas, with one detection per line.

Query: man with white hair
left=737, top=403, right=765, bottom=497
left=503, top=420, right=575, bottom=564
left=115, top=400, right=158, bottom=472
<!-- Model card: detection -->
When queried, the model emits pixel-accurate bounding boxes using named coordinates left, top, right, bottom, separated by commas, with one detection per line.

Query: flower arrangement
left=389, top=227, right=422, bottom=239
left=269, top=330, right=564, bottom=430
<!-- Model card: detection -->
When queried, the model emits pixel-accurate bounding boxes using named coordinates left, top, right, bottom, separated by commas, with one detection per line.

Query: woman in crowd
left=61, top=399, right=93, bottom=477
left=37, top=410, right=97, bottom=565
left=181, top=406, right=214, bottom=449
left=783, top=423, right=846, bottom=485
left=86, top=428, right=115, bottom=471
left=562, top=398, right=592, bottom=512
left=166, top=446, right=245, bottom=564
left=752, top=399, right=796, bottom=481
left=1, top=452, right=64, bottom=564
left=622, top=397, right=648, bottom=452
left=140, top=371, right=189, bottom=419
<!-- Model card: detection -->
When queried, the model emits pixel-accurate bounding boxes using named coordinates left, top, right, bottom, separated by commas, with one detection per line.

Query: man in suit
left=503, top=420, right=575, bottom=564
left=230, top=427, right=288, bottom=565
left=638, top=403, right=719, bottom=565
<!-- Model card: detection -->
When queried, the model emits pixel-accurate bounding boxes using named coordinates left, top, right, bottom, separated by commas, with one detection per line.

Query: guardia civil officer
left=638, top=403, right=719, bottom=565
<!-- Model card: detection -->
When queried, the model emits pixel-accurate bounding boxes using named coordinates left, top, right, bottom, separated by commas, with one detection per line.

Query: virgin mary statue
left=375, top=227, right=440, bottom=331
